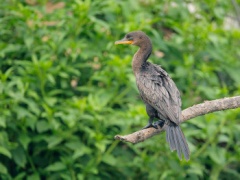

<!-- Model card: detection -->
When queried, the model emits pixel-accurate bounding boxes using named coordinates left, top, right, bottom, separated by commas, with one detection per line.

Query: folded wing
left=136, top=64, right=181, bottom=125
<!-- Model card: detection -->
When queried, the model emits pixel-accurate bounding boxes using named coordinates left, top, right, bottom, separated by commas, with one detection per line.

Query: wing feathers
left=136, top=64, right=181, bottom=124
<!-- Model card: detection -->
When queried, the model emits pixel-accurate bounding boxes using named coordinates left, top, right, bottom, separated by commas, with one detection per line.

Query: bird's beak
left=115, top=38, right=133, bottom=45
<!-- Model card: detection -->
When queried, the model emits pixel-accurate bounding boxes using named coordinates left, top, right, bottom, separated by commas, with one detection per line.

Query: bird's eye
left=126, top=35, right=133, bottom=40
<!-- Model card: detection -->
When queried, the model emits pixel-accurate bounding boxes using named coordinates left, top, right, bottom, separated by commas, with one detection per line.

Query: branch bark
left=114, top=96, right=240, bottom=144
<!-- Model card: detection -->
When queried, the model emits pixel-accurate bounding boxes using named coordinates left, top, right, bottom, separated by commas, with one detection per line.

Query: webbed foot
left=155, top=120, right=165, bottom=128
left=142, top=123, right=158, bottom=129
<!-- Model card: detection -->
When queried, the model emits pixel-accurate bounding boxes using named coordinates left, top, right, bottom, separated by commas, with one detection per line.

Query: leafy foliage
left=1, top=0, right=240, bottom=179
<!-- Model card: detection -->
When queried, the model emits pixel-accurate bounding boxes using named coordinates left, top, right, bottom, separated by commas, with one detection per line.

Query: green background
left=1, top=0, right=240, bottom=179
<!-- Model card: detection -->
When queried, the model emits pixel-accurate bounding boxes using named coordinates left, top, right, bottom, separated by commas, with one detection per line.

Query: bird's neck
left=132, top=44, right=152, bottom=74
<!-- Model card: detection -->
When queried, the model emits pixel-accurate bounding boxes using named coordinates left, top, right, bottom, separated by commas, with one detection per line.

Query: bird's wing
left=136, top=64, right=182, bottom=124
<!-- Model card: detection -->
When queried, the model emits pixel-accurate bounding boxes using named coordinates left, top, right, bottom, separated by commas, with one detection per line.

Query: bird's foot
left=154, top=120, right=165, bottom=128
left=142, top=123, right=158, bottom=129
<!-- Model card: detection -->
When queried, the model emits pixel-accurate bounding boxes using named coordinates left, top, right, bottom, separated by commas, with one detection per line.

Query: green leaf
left=27, top=173, right=40, bottom=180
left=208, top=147, right=226, bottom=165
left=36, top=120, right=50, bottom=133
left=102, top=154, right=116, bottom=166
left=0, top=116, right=6, bottom=128
left=45, top=162, right=66, bottom=172
left=19, top=134, right=31, bottom=150
left=12, top=146, right=26, bottom=168
left=0, top=146, right=12, bottom=158
left=46, top=136, right=63, bottom=149
left=0, top=162, right=8, bottom=174
left=13, top=172, right=26, bottom=180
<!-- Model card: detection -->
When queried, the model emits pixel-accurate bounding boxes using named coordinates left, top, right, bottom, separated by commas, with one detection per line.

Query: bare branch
left=114, top=96, right=240, bottom=144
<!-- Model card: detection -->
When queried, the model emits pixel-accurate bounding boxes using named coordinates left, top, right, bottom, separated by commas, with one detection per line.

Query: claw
left=155, top=120, right=165, bottom=128
left=142, top=123, right=158, bottom=129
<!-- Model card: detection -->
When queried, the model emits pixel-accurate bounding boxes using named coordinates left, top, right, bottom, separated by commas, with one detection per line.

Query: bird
left=115, top=31, right=190, bottom=160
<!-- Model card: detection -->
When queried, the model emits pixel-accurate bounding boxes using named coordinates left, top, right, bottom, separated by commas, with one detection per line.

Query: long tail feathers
left=166, top=125, right=190, bottom=161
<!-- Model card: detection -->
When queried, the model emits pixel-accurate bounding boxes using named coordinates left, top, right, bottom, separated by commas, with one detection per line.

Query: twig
left=114, top=96, right=240, bottom=144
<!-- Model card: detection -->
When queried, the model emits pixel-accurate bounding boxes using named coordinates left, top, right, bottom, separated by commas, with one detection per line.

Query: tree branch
left=114, top=96, right=240, bottom=144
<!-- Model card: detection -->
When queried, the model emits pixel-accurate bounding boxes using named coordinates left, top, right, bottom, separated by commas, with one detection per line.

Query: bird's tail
left=166, top=123, right=190, bottom=160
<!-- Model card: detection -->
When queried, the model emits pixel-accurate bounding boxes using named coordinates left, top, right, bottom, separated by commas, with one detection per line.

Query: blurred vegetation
left=1, top=0, right=240, bottom=179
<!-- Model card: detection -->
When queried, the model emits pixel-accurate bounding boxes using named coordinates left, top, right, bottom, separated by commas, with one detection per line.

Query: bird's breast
left=135, top=74, right=157, bottom=104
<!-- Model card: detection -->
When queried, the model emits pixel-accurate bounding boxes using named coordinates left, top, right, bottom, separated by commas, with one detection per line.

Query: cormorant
left=115, top=31, right=190, bottom=160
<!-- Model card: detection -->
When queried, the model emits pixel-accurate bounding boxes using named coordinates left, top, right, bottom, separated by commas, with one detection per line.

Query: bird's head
left=115, top=31, right=151, bottom=47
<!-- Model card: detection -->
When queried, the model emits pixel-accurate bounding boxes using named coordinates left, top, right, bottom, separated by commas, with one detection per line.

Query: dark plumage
left=115, top=31, right=190, bottom=160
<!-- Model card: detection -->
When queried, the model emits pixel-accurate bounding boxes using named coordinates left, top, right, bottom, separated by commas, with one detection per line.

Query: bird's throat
left=132, top=45, right=152, bottom=74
